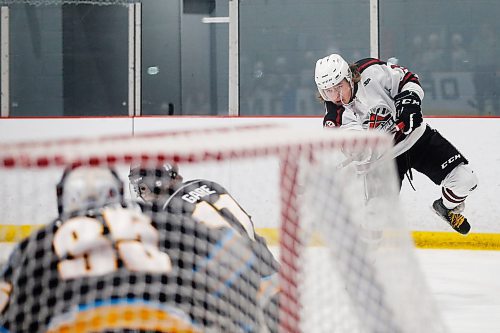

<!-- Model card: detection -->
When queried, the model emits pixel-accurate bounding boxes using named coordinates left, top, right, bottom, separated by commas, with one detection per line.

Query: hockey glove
left=394, top=90, right=423, bottom=134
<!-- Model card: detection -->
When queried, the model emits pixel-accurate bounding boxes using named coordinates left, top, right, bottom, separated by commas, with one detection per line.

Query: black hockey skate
left=432, top=198, right=470, bottom=235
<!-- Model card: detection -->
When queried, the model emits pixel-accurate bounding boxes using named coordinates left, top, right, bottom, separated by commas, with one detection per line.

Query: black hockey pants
left=395, top=125, right=469, bottom=190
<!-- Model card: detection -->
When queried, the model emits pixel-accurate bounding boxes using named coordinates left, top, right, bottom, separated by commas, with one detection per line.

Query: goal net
left=0, top=124, right=447, bottom=333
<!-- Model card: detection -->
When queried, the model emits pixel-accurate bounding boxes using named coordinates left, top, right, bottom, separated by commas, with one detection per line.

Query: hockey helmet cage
left=128, top=162, right=183, bottom=203
left=315, top=54, right=352, bottom=100
left=56, top=166, right=124, bottom=216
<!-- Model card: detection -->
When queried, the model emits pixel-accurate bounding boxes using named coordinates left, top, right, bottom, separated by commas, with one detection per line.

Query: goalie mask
left=56, top=166, right=124, bottom=216
left=314, top=54, right=353, bottom=101
left=128, top=162, right=183, bottom=204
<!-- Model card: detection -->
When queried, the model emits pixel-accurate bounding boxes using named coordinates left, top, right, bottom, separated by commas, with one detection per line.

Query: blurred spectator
left=409, top=35, right=425, bottom=73
left=253, top=60, right=265, bottom=83
left=421, top=33, right=446, bottom=72
left=245, top=60, right=273, bottom=114
left=450, top=33, right=471, bottom=72
left=275, top=56, right=296, bottom=114
left=296, top=51, right=317, bottom=115
left=470, top=24, right=499, bottom=114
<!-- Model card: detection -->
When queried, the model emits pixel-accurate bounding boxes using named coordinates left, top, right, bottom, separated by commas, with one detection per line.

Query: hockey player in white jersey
left=315, top=54, right=478, bottom=235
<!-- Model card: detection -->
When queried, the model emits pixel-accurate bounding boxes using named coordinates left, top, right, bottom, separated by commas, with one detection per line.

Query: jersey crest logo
left=365, top=106, right=395, bottom=132
left=363, top=78, right=371, bottom=86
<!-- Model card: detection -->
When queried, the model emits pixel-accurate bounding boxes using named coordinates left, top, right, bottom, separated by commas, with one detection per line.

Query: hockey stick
left=357, top=124, right=423, bottom=175
left=335, top=156, right=354, bottom=170
left=335, top=119, right=411, bottom=171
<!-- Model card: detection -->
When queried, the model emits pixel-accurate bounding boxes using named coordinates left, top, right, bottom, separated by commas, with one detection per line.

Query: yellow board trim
left=0, top=225, right=38, bottom=242
left=411, top=230, right=500, bottom=250
left=2, top=225, right=500, bottom=250
left=257, top=228, right=500, bottom=251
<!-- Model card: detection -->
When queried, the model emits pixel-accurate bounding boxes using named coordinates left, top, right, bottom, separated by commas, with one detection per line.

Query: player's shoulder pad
left=354, top=58, right=386, bottom=73
left=323, top=101, right=345, bottom=128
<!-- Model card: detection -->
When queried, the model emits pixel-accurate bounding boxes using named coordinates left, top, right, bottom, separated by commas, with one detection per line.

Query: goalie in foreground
left=315, top=53, right=478, bottom=235
left=0, top=166, right=267, bottom=332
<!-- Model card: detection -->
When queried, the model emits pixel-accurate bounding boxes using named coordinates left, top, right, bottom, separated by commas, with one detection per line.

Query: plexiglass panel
left=9, top=4, right=129, bottom=117
left=3, top=0, right=498, bottom=116
left=239, top=0, right=370, bottom=115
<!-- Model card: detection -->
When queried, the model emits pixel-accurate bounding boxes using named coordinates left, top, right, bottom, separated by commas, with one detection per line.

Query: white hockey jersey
left=323, top=58, right=426, bottom=160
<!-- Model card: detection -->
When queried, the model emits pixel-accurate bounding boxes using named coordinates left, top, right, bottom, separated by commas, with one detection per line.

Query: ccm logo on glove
left=394, top=90, right=423, bottom=134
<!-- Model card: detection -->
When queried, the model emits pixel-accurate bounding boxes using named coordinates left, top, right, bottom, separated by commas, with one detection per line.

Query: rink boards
left=2, top=225, right=500, bottom=250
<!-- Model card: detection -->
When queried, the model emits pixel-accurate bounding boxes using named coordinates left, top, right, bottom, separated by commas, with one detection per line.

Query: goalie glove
left=394, top=90, right=423, bottom=135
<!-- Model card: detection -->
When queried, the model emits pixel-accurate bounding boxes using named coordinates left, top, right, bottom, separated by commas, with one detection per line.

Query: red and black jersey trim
left=354, top=58, right=421, bottom=93
left=323, top=101, right=344, bottom=127
left=398, top=71, right=421, bottom=93
left=354, top=58, right=386, bottom=73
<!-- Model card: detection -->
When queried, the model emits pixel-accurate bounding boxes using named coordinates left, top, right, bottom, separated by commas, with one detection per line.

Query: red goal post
left=0, top=124, right=447, bottom=333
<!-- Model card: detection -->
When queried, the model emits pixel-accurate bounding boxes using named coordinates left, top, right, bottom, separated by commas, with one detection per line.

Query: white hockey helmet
left=314, top=54, right=352, bottom=100
left=56, top=166, right=124, bottom=216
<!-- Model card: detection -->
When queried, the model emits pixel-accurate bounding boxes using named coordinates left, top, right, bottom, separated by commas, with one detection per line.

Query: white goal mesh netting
left=0, top=124, right=447, bottom=333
